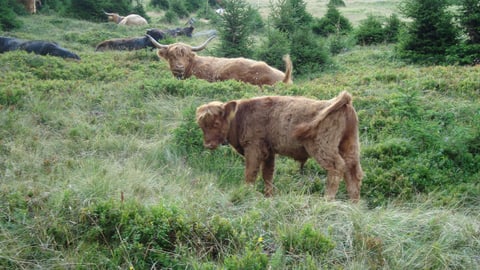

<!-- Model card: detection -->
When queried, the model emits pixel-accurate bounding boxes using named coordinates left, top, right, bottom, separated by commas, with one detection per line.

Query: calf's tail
left=293, top=91, right=353, bottom=140
left=282, top=54, right=293, bottom=84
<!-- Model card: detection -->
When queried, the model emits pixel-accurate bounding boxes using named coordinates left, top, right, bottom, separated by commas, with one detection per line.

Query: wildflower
left=257, top=236, right=263, bottom=243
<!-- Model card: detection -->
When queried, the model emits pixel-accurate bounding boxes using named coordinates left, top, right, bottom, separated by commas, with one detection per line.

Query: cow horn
left=146, top=34, right=169, bottom=49
left=103, top=11, right=113, bottom=15
left=190, top=35, right=216, bottom=52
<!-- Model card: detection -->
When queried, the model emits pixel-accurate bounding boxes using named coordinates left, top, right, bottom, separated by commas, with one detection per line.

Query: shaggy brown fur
left=196, top=91, right=363, bottom=202
left=147, top=35, right=292, bottom=87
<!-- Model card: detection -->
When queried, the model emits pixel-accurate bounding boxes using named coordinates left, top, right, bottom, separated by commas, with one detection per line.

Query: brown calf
left=196, top=91, right=363, bottom=202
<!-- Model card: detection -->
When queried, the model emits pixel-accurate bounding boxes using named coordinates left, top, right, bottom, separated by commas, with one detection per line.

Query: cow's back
left=233, top=96, right=331, bottom=159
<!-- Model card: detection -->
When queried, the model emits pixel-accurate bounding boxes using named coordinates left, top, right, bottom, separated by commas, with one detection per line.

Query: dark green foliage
left=217, top=0, right=255, bottom=58
left=269, top=0, right=313, bottom=37
left=82, top=200, right=185, bottom=268
left=327, top=34, right=353, bottom=54
left=328, top=0, right=346, bottom=7
left=0, top=88, right=27, bottom=108
left=163, top=9, right=179, bottom=23
left=397, top=0, right=459, bottom=63
left=312, top=4, right=352, bottom=36
left=359, top=91, right=480, bottom=206
left=290, top=28, right=331, bottom=75
left=353, top=13, right=404, bottom=46
left=458, top=0, right=480, bottom=44
left=169, top=0, right=189, bottom=18
left=66, top=0, right=148, bottom=22
left=355, top=15, right=386, bottom=45
left=384, top=14, right=403, bottom=43
left=280, top=223, right=335, bottom=256
left=150, top=0, right=169, bottom=9
left=267, top=0, right=329, bottom=75
left=445, top=43, right=480, bottom=64
left=184, top=0, right=205, bottom=13
left=0, top=0, right=24, bottom=30
left=224, top=247, right=269, bottom=269
left=255, top=29, right=291, bottom=71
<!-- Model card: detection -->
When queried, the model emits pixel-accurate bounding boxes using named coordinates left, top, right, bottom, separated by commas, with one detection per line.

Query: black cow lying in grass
left=146, top=25, right=195, bottom=40
left=95, top=36, right=154, bottom=51
left=95, top=25, right=195, bottom=52
left=0, top=36, right=80, bottom=60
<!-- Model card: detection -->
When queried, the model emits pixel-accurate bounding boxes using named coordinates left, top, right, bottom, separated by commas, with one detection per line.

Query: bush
left=269, top=0, right=313, bottom=37
left=457, top=0, right=480, bottom=44
left=280, top=223, right=335, bottom=257
left=355, top=15, right=386, bottom=45
left=254, top=29, right=291, bottom=71
left=82, top=200, right=186, bottom=268
left=150, top=0, right=169, bottom=9
left=397, top=0, right=459, bottom=63
left=169, top=0, right=189, bottom=18
left=0, top=0, right=24, bottom=31
left=312, top=4, right=352, bottom=37
left=328, top=0, right=346, bottom=7
left=290, top=28, right=331, bottom=75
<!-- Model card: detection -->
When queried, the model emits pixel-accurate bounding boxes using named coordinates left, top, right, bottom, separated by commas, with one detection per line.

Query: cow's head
left=104, top=11, right=123, bottom=24
left=196, top=101, right=237, bottom=150
left=146, top=35, right=215, bottom=79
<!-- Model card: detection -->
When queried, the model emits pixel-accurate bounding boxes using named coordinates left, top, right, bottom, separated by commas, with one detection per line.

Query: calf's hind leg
left=307, top=146, right=347, bottom=201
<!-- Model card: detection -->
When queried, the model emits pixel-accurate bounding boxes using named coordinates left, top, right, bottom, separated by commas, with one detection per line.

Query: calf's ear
left=223, top=101, right=237, bottom=121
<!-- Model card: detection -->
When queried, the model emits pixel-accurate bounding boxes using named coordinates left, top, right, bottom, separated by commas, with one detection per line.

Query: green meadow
left=1, top=3, right=479, bottom=269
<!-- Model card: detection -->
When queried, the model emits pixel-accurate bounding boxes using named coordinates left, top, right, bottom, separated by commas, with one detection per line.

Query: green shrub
left=355, top=15, right=386, bottom=45
left=280, top=223, right=335, bottom=257
left=397, top=0, right=459, bottom=63
left=254, top=29, right=291, bottom=71
left=0, top=88, right=27, bottom=108
left=328, top=0, right=346, bottom=7
left=0, top=0, right=23, bottom=30
left=312, top=4, right=352, bottom=37
left=82, top=200, right=186, bottom=268
left=150, top=0, right=169, bottom=9
left=290, top=28, right=331, bottom=75
left=169, top=0, right=189, bottom=18
left=224, top=246, right=268, bottom=270
left=163, top=9, right=179, bottom=23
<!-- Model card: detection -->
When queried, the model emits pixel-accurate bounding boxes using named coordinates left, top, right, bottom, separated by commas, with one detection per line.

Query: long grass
left=1, top=10, right=479, bottom=269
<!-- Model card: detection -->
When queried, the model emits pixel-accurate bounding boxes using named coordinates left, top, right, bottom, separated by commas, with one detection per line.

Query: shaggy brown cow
left=146, top=35, right=292, bottom=87
left=196, top=91, right=363, bottom=202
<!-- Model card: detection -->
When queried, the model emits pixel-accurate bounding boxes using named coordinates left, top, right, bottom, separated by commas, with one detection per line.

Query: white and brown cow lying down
left=146, top=35, right=292, bottom=87
left=196, top=91, right=363, bottom=202
left=104, top=11, right=148, bottom=26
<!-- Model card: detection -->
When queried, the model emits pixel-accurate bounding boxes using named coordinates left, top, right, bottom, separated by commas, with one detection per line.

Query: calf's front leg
left=243, top=147, right=262, bottom=187
left=261, top=155, right=275, bottom=197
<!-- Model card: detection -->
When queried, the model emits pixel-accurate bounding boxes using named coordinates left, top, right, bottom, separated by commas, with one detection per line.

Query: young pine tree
left=217, top=0, right=255, bottom=58
left=458, top=0, right=480, bottom=44
left=397, top=0, right=458, bottom=63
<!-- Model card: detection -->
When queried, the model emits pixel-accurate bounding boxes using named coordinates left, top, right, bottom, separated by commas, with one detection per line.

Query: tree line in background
left=1, top=0, right=479, bottom=69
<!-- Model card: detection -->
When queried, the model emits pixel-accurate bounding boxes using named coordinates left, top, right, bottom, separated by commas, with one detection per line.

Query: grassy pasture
left=1, top=5, right=479, bottom=269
